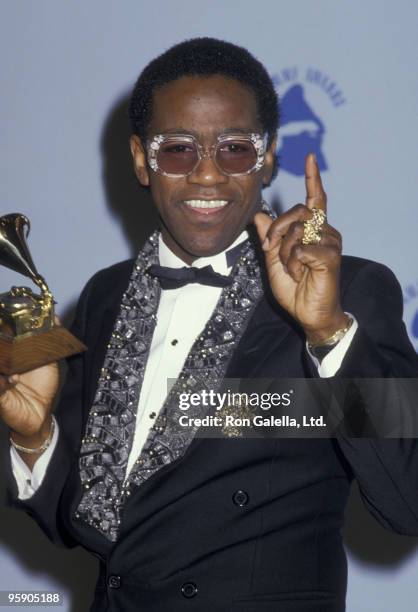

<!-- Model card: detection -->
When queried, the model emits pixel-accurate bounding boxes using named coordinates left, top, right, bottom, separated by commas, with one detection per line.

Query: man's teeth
left=184, top=200, right=228, bottom=209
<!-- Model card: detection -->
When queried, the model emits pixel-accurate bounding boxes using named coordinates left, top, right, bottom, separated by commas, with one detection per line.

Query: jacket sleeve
left=335, top=260, right=418, bottom=535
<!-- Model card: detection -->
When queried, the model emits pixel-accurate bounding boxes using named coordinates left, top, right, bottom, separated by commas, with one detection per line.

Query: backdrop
left=1, top=1, right=417, bottom=610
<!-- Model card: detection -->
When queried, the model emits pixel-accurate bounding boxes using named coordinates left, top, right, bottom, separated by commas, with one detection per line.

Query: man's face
left=130, top=75, right=276, bottom=263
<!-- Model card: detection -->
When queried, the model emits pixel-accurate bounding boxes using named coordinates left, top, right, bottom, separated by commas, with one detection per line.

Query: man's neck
left=160, top=227, right=252, bottom=265
left=159, top=231, right=249, bottom=274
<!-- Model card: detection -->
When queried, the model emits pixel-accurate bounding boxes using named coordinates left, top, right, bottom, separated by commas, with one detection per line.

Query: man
left=1, top=38, right=417, bottom=612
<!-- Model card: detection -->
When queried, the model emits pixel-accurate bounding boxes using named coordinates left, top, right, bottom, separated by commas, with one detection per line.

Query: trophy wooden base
left=0, top=326, right=86, bottom=375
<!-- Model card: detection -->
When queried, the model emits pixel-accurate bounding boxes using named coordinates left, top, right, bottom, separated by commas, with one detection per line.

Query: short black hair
left=129, top=37, right=280, bottom=180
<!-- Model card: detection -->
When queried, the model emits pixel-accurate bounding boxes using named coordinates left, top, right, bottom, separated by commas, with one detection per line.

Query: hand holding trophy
left=0, top=213, right=85, bottom=375
left=0, top=213, right=85, bottom=465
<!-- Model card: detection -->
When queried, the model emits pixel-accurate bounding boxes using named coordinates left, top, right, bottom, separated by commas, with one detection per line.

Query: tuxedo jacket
left=7, top=254, right=418, bottom=612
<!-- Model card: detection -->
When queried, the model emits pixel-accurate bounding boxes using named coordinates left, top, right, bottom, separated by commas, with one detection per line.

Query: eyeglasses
left=147, top=132, right=267, bottom=177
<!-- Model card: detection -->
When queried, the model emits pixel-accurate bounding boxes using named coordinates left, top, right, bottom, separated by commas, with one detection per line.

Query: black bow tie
left=147, top=263, right=232, bottom=290
left=147, top=239, right=249, bottom=290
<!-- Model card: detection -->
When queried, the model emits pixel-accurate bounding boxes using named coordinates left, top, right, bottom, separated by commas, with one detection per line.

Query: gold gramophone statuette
left=0, top=213, right=86, bottom=375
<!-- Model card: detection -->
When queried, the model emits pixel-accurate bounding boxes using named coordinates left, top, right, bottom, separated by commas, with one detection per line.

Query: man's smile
left=181, top=199, right=230, bottom=215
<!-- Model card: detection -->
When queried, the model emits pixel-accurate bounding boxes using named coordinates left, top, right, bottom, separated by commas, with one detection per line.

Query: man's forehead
left=149, top=75, right=261, bottom=134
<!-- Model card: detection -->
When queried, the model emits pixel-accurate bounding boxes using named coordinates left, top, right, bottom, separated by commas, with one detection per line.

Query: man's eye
left=163, top=144, right=194, bottom=154
left=220, top=143, right=250, bottom=153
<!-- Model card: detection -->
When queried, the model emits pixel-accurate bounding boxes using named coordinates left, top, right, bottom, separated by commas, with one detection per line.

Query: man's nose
left=187, top=155, right=228, bottom=186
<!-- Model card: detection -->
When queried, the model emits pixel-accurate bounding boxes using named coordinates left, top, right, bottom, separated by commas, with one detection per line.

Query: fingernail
left=262, top=237, right=270, bottom=251
left=312, top=153, right=317, bottom=165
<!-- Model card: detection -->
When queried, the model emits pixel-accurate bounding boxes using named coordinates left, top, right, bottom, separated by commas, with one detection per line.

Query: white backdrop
left=1, top=1, right=417, bottom=610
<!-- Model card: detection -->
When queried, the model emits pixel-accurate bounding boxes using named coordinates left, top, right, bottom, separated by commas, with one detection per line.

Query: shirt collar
left=159, top=230, right=248, bottom=275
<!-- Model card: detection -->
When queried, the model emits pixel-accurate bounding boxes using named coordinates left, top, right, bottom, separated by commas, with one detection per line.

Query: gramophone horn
left=0, top=213, right=40, bottom=281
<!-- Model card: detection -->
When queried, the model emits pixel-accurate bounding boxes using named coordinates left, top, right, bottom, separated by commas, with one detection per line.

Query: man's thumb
left=253, top=212, right=273, bottom=249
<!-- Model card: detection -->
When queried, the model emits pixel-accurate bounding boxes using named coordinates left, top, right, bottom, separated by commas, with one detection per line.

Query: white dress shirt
left=11, top=233, right=357, bottom=499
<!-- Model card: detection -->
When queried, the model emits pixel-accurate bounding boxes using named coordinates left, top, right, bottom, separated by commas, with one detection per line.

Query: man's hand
left=254, top=153, right=348, bottom=344
left=0, top=363, right=59, bottom=468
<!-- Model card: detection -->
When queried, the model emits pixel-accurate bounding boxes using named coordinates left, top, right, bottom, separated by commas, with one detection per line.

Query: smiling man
left=130, top=74, right=274, bottom=260
left=1, top=38, right=418, bottom=612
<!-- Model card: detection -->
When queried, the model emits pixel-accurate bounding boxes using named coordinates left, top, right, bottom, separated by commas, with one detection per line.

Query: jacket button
left=108, top=575, right=121, bottom=589
left=232, top=490, right=249, bottom=507
left=181, top=582, right=198, bottom=598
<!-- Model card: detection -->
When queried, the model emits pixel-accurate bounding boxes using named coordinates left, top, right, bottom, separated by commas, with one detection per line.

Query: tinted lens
left=216, top=139, right=258, bottom=174
left=156, top=139, right=198, bottom=175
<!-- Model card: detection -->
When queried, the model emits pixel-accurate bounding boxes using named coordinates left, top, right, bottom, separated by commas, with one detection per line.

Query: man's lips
left=181, top=199, right=231, bottom=216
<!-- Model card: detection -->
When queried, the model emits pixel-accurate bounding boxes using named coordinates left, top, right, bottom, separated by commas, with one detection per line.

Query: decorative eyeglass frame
left=147, top=132, right=268, bottom=177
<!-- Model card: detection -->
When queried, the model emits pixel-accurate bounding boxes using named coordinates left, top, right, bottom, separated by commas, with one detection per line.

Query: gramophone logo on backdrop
left=403, top=281, right=418, bottom=352
left=272, top=67, right=346, bottom=176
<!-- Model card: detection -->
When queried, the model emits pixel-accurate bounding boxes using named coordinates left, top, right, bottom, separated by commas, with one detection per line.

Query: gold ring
left=302, top=207, right=326, bottom=245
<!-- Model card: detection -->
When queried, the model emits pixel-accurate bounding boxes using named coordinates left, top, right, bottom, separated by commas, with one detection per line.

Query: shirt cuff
left=306, top=314, right=358, bottom=378
left=10, top=416, right=59, bottom=500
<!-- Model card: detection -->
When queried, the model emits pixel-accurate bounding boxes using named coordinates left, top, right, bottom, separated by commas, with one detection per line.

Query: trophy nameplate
left=0, top=213, right=86, bottom=375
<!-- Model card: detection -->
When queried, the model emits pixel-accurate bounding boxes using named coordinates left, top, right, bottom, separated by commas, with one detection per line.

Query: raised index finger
left=305, top=153, right=327, bottom=212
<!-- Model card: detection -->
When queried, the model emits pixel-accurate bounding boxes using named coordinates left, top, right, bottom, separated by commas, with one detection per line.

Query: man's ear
left=130, top=135, right=150, bottom=186
left=262, top=136, right=277, bottom=186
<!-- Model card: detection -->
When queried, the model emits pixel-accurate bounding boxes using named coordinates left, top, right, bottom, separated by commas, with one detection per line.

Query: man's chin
left=162, top=225, right=246, bottom=262
left=184, top=237, right=238, bottom=259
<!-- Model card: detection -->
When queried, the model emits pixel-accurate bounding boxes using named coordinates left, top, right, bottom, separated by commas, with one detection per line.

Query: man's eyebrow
left=222, top=127, right=258, bottom=135
left=153, top=127, right=259, bottom=136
